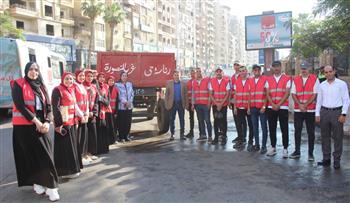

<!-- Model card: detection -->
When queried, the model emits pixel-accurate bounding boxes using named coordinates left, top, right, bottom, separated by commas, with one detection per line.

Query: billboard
left=245, top=12, right=292, bottom=50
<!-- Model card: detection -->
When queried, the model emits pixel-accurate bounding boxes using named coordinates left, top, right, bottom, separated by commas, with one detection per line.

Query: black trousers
left=117, top=110, right=132, bottom=140
left=294, top=112, right=315, bottom=154
left=231, top=104, right=240, bottom=140
left=213, top=106, right=228, bottom=141
left=236, top=109, right=253, bottom=144
left=188, top=102, right=194, bottom=133
left=267, top=109, right=289, bottom=149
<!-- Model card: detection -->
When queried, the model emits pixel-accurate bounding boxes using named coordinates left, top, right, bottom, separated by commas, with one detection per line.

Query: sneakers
left=266, top=148, right=277, bottom=156
left=196, top=136, right=207, bottom=141
left=232, top=137, right=239, bottom=143
left=82, top=158, right=91, bottom=166
left=211, top=139, right=219, bottom=145
left=233, top=142, right=244, bottom=149
left=169, top=135, right=175, bottom=141
left=185, top=132, right=194, bottom=138
left=33, top=184, right=46, bottom=195
left=260, top=147, right=267, bottom=154
left=308, top=153, right=314, bottom=162
left=282, top=149, right=288, bottom=158
left=247, top=144, right=253, bottom=152
left=253, top=145, right=260, bottom=151
left=45, top=188, right=60, bottom=202
left=180, top=135, right=186, bottom=141
left=90, top=155, right=98, bottom=160
left=208, top=137, right=213, bottom=143
left=289, top=151, right=300, bottom=159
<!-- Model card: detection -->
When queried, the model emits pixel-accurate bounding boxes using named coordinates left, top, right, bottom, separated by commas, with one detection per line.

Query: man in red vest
left=209, top=68, right=230, bottom=145
left=233, top=66, right=253, bottom=149
left=230, top=61, right=241, bottom=143
left=266, top=61, right=291, bottom=158
left=185, top=69, right=196, bottom=138
left=249, top=64, right=268, bottom=154
left=192, top=68, right=212, bottom=142
left=289, top=61, right=319, bottom=160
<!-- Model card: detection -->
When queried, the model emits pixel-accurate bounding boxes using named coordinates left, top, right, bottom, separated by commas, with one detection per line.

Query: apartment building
left=214, top=4, right=231, bottom=68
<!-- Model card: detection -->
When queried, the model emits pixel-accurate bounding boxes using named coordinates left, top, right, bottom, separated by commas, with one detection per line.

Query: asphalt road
left=0, top=111, right=349, bottom=203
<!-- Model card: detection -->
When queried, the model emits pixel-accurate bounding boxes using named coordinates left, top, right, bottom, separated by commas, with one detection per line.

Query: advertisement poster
left=245, top=12, right=292, bottom=50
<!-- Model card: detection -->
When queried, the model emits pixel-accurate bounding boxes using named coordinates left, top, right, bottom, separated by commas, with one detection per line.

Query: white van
left=0, top=37, right=66, bottom=111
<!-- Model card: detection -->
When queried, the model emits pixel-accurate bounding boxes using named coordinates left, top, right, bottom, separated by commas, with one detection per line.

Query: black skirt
left=106, top=112, right=116, bottom=145
left=87, top=119, right=97, bottom=155
left=54, top=125, right=81, bottom=176
left=96, top=118, right=109, bottom=155
left=77, top=123, right=88, bottom=156
left=13, top=125, right=58, bottom=188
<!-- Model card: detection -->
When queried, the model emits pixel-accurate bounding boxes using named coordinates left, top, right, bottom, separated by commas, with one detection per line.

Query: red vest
left=267, top=74, right=291, bottom=107
left=84, top=84, right=97, bottom=112
left=193, top=77, right=210, bottom=105
left=249, top=76, right=267, bottom=108
left=293, top=74, right=317, bottom=110
left=97, top=83, right=109, bottom=119
left=56, top=85, right=75, bottom=126
left=74, top=83, right=88, bottom=122
left=211, top=77, right=229, bottom=106
left=230, top=74, right=238, bottom=104
left=12, top=78, right=46, bottom=125
left=108, top=86, right=118, bottom=114
left=235, top=77, right=250, bottom=109
left=187, top=79, right=193, bottom=102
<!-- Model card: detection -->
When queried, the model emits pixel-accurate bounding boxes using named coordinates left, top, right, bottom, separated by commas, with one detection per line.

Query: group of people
left=11, top=62, right=134, bottom=201
left=165, top=60, right=349, bottom=170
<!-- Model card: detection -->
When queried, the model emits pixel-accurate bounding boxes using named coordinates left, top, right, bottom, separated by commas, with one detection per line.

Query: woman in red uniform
left=106, top=75, right=118, bottom=144
left=11, top=62, right=59, bottom=201
left=83, top=70, right=99, bottom=160
left=96, top=73, right=110, bottom=154
left=52, top=72, right=81, bottom=179
left=74, top=69, right=90, bottom=165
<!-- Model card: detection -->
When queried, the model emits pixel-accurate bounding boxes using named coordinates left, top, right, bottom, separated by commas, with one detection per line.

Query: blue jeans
left=169, top=101, right=185, bottom=135
left=250, top=107, right=268, bottom=148
left=194, top=104, right=212, bottom=138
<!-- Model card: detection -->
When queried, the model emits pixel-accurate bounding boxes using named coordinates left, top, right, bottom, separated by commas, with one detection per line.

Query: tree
left=0, top=11, right=24, bottom=39
left=81, top=0, right=104, bottom=68
left=103, top=3, right=124, bottom=51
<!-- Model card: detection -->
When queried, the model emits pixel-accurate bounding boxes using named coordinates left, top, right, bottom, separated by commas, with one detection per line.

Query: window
left=95, top=23, right=104, bottom=32
left=60, top=11, right=64, bottom=18
left=46, top=24, right=54, bottom=36
left=16, top=21, right=24, bottom=29
left=45, top=5, right=53, bottom=17
left=47, top=57, right=51, bottom=68
left=61, top=29, right=64, bottom=36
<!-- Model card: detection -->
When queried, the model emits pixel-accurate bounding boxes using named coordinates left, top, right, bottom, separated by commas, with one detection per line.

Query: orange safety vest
left=74, top=83, right=88, bottom=122
left=12, top=78, right=46, bottom=125
left=97, top=83, right=109, bottom=119
left=187, top=79, right=193, bottom=102
left=193, top=77, right=210, bottom=105
left=267, top=74, right=291, bottom=107
left=56, top=85, right=76, bottom=126
left=249, top=76, right=267, bottom=108
left=109, top=86, right=118, bottom=114
left=235, top=77, right=250, bottom=109
left=211, top=77, right=229, bottom=106
left=230, top=74, right=238, bottom=104
left=293, top=74, right=317, bottom=110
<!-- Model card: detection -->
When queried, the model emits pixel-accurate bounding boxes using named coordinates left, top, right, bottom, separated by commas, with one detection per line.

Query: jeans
left=294, top=112, right=315, bottom=154
left=267, top=109, right=289, bottom=149
left=169, top=101, right=185, bottom=135
left=195, top=104, right=212, bottom=138
left=212, top=106, right=228, bottom=141
left=250, top=107, right=268, bottom=148
left=236, top=109, right=253, bottom=144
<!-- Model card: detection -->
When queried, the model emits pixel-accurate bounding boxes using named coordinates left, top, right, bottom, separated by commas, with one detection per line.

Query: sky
left=220, top=0, right=318, bottom=59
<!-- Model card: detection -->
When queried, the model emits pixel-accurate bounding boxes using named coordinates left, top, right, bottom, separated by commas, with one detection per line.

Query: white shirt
left=315, top=78, right=350, bottom=116
left=265, top=74, right=291, bottom=109
left=35, top=96, right=42, bottom=110
left=291, top=75, right=320, bottom=112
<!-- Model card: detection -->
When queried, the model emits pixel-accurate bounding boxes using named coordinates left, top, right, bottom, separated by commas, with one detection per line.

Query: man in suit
left=165, top=70, right=189, bottom=141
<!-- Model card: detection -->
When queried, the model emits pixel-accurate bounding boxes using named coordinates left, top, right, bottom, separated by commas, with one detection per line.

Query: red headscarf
left=75, top=69, right=85, bottom=84
left=60, top=72, right=74, bottom=92
left=84, top=69, right=93, bottom=87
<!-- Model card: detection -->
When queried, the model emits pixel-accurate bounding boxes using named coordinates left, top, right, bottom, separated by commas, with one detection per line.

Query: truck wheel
left=157, top=99, right=169, bottom=134
left=147, top=102, right=156, bottom=120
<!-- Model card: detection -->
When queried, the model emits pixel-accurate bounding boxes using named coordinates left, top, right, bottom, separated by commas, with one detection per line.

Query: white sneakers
left=45, top=188, right=60, bottom=202
left=33, top=184, right=46, bottom=195
left=266, top=148, right=277, bottom=156
left=82, top=158, right=92, bottom=166
left=282, top=149, right=289, bottom=158
left=90, top=155, right=98, bottom=160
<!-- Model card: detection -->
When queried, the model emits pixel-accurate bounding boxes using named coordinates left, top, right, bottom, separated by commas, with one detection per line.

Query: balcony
left=59, top=16, right=75, bottom=25
left=124, top=32, right=132, bottom=39
left=61, top=0, right=74, bottom=8
left=10, top=4, right=38, bottom=19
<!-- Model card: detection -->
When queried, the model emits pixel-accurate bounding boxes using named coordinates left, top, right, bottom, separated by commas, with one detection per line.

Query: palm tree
left=103, top=3, right=124, bottom=51
left=81, top=0, right=104, bottom=68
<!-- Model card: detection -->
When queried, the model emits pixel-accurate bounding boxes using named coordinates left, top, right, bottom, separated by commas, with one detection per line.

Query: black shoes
left=289, top=151, right=301, bottom=159
left=180, top=134, right=186, bottom=141
left=169, top=135, right=175, bottom=141
left=211, top=139, right=219, bottom=145
left=185, top=132, right=194, bottom=138
left=317, top=159, right=331, bottom=167
left=333, top=161, right=340, bottom=170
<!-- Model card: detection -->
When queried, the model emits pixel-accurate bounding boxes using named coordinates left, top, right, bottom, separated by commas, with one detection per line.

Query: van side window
left=47, top=57, right=51, bottom=67
left=29, top=48, right=36, bottom=62
left=59, top=61, right=64, bottom=76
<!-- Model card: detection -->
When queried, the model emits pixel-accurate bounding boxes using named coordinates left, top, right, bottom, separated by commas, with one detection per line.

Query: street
left=0, top=112, right=350, bottom=203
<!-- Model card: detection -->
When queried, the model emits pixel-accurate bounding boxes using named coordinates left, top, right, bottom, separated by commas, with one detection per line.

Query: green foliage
left=0, top=11, right=24, bottom=39
left=103, top=3, right=124, bottom=27
left=81, top=0, right=104, bottom=20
